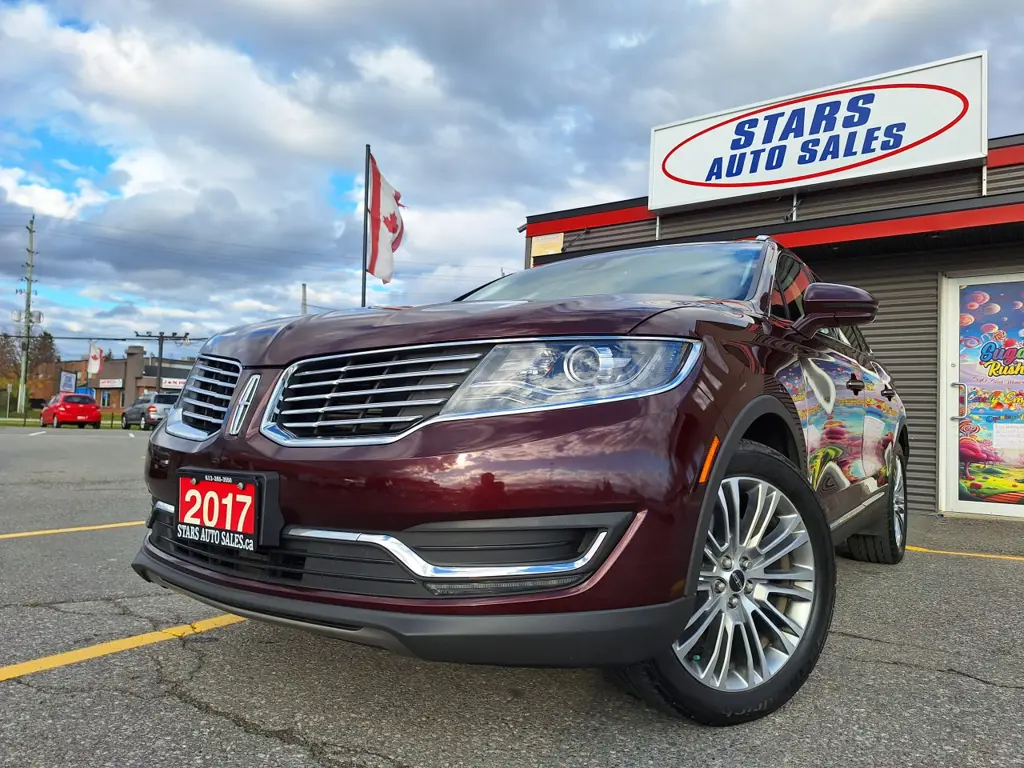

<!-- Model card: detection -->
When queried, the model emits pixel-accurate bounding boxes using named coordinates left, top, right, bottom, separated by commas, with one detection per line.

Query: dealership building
left=522, top=52, right=1024, bottom=520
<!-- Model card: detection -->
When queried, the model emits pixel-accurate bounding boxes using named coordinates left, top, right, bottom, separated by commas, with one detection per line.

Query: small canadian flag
left=365, top=152, right=405, bottom=284
left=87, top=343, right=103, bottom=375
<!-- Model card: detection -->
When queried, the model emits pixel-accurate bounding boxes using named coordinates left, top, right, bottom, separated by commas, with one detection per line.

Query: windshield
left=460, top=242, right=765, bottom=303
left=154, top=394, right=179, bottom=404
left=64, top=395, right=95, bottom=405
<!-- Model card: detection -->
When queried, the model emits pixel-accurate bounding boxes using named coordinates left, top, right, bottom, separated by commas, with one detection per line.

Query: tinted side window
left=774, top=253, right=814, bottom=320
left=842, top=325, right=871, bottom=354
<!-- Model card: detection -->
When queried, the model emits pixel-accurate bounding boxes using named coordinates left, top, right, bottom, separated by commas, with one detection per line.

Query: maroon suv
left=132, top=237, right=909, bottom=725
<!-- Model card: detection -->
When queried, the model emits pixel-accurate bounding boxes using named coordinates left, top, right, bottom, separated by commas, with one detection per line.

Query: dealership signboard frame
left=649, top=52, right=988, bottom=211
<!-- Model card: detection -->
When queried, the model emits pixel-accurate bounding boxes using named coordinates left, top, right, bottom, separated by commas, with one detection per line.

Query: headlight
left=441, top=338, right=698, bottom=417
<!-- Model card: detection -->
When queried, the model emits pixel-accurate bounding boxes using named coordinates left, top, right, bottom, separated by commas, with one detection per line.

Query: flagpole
left=360, top=143, right=371, bottom=308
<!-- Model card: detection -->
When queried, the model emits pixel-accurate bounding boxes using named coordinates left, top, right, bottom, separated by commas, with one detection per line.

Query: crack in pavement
left=832, top=628, right=1024, bottom=661
left=0, top=594, right=159, bottom=611
left=845, top=656, right=1024, bottom=690
left=157, top=640, right=412, bottom=768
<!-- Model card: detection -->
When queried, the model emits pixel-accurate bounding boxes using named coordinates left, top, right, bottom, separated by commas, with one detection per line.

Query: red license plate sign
left=176, top=473, right=258, bottom=551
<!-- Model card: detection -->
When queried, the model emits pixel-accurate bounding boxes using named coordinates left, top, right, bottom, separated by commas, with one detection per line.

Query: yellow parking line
left=0, top=521, right=146, bottom=540
left=0, top=614, right=246, bottom=682
left=906, top=545, right=1024, bottom=563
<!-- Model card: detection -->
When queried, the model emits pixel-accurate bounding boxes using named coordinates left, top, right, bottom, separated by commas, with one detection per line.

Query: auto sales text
left=177, top=523, right=254, bottom=551
left=704, top=94, right=906, bottom=182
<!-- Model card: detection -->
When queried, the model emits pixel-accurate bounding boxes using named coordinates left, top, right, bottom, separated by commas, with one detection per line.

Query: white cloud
left=609, top=31, right=650, bottom=50
left=349, top=45, right=441, bottom=97
left=0, top=167, right=110, bottom=217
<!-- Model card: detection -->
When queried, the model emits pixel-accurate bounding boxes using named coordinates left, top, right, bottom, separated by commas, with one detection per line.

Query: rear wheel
left=846, top=443, right=907, bottom=565
left=612, top=440, right=836, bottom=726
left=91, top=422, right=101, bottom=430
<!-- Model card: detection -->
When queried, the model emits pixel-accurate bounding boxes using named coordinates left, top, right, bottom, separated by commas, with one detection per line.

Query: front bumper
left=133, top=538, right=694, bottom=667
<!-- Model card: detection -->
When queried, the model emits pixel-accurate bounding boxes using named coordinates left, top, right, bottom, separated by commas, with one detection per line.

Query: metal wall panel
left=658, top=198, right=793, bottom=240
left=795, top=168, right=982, bottom=221
left=809, top=244, right=1024, bottom=516
left=561, top=218, right=657, bottom=253
left=987, top=164, right=1024, bottom=195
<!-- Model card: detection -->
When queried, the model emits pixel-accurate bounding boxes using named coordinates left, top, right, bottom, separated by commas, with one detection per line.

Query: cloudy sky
left=1, top=0, right=1022, bottom=360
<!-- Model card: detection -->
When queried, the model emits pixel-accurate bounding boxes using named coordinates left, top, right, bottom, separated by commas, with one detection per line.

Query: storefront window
left=100, top=391, right=112, bottom=408
left=956, top=281, right=1024, bottom=507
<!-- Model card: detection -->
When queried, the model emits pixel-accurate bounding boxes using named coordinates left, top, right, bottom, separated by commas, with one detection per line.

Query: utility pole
left=16, top=215, right=36, bottom=413
left=301, top=283, right=307, bottom=315
left=134, top=331, right=190, bottom=393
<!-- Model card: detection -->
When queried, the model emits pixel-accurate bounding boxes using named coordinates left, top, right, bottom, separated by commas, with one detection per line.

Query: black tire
left=611, top=440, right=836, bottom=726
left=77, top=423, right=85, bottom=429
left=121, top=415, right=130, bottom=430
left=846, top=442, right=907, bottom=565
left=53, top=417, right=61, bottom=429
left=91, top=422, right=101, bottom=430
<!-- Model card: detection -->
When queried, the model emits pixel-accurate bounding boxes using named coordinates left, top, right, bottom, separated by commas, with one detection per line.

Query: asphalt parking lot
left=1, top=426, right=1022, bottom=768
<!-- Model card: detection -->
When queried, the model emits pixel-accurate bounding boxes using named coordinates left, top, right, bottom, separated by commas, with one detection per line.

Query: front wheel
left=52, top=416, right=61, bottom=429
left=39, top=415, right=45, bottom=428
left=612, top=440, right=836, bottom=726
left=121, top=415, right=129, bottom=430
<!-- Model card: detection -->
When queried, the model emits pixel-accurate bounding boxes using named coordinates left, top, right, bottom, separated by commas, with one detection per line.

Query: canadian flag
left=366, top=152, right=405, bottom=284
left=87, top=343, right=103, bottom=375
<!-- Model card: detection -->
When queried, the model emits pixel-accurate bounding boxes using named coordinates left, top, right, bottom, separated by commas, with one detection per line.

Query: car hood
left=200, top=294, right=748, bottom=367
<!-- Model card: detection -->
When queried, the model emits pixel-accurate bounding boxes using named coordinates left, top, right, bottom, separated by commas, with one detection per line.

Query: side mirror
left=793, top=282, right=877, bottom=336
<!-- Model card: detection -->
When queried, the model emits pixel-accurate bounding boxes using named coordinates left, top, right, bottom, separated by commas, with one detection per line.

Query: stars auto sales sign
left=648, top=52, right=988, bottom=210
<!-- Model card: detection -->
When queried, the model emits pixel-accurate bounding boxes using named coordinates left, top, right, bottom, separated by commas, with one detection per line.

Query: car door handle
left=881, top=384, right=896, bottom=401
left=845, top=374, right=865, bottom=395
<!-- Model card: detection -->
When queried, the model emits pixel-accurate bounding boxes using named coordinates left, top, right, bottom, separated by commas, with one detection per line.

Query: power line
left=134, top=331, right=196, bottom=393
left=2, top=334, right=210, bottom=341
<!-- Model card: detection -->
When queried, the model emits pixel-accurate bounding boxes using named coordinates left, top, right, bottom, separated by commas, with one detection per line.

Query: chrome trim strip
left=180, top=395, right=229, bottom=413
left=182, top=410, right=223, bottom=425
left=281, top=415, right=419, bottom=428
left=287, top=367, right=471, bottom=390
left=285, top=527, right=608, bottom=580
left=279, top=397, right=446, bottom=417
left=829, top=489, right=887, bottom=530
left=259, top=336, right=702, bottom=448
left=227, top=374, right=261, bottom=436
left=190, top=373, right=238, bottom=389
left=282, top=382, right=457, bottom=404
left=154, top=500, right=175, bottom=515
left=293, top=352, right=484, bottom=377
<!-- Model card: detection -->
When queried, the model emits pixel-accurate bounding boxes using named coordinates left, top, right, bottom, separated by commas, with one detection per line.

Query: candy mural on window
left=957, top=282, right=1024, bottom=505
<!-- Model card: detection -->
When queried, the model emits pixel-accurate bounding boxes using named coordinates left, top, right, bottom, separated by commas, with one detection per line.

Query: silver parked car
left=121, top=392, right=180, bottom=430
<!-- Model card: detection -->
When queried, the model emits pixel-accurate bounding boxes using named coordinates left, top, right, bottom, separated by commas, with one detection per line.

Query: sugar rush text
left=704, top=94, right=906, bottom=182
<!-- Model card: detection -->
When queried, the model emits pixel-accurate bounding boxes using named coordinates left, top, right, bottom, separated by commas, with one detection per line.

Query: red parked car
left=132, top=238, right=909, bottom=725
left=41, top=392, right=102, bottom=429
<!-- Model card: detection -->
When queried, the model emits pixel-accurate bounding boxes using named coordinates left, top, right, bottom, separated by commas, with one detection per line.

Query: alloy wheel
left=674, top=476, right=816, bottom=691
left=892, top=458, right=908, bottom=549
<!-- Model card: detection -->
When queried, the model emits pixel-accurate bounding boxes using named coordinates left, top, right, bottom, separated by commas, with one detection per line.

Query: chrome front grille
left=267, top=342, right=493, bottom=441
left=179, top=355, right=243, bottom=436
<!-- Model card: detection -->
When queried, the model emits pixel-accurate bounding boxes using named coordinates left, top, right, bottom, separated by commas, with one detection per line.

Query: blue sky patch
left=328, top=173, right=360, bottom=213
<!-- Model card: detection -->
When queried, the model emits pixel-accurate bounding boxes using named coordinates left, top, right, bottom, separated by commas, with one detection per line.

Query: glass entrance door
left=943, top=273, right=1024, bottom=518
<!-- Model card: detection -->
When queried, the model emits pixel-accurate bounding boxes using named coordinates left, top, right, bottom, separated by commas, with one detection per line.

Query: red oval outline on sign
left=660, top=83, right=970, bottom=188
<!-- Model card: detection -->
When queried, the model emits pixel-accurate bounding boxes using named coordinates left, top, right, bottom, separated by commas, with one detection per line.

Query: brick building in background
left=29, top=345, right=194, bottom=411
